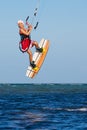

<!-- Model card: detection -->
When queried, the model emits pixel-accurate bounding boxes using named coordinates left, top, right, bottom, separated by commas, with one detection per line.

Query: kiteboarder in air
left=18, top=20, right=43, bottom=68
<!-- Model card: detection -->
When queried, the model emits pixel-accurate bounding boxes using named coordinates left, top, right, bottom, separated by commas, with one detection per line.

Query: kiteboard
left=26, top=38, right=50, bottom=78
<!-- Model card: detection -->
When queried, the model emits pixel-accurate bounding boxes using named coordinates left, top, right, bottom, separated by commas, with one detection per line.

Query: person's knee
left=34, top=41, right=38, bottom=46
left=27, top=49, right=32, bottom=55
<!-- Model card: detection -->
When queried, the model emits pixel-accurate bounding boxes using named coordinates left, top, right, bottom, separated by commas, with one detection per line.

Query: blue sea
left=0, top=84, right=87, bottom=130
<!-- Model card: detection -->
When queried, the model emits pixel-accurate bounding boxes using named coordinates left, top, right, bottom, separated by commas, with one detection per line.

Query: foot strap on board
left=32, top=66, right=39, bottom=72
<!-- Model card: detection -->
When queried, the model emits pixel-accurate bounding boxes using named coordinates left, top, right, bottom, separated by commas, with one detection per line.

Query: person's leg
left=27, top=49, right=36, bottom=68
left=32, top=41, right=43, bottom=52
left=27, top=49, right=33, bottom=63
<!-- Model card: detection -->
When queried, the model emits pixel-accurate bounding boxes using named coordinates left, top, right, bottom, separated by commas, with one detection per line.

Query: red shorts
left=19, top=38, right=32, bottom=52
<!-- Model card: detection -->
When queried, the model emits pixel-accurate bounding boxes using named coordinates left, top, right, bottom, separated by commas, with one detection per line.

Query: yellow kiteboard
left=26, top=38, right=50, bottom=78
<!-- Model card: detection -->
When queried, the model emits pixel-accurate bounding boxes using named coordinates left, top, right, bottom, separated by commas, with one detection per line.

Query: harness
left=19, top=34, right=31, bottom=53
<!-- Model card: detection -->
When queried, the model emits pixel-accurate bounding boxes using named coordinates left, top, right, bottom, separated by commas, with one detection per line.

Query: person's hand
left=26, top=21, right=29, bottom=26
left=29, top=25, right=33, bottom=30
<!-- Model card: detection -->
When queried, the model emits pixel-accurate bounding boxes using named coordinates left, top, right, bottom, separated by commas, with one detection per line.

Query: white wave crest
left=66, top=107, right=87, bottom=112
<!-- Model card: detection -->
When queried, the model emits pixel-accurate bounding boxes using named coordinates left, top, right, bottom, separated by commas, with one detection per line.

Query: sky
left=0, top=0, right=87, bottom=83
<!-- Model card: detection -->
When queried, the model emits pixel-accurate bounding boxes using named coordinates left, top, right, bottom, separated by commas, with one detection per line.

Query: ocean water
left=0, top=84, right=87, bottom=130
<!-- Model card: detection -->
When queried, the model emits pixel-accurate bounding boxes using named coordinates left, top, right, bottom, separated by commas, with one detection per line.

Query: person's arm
left=20, top=25, right=32, bottom=36
left=27, top=24, right=33, bottom=32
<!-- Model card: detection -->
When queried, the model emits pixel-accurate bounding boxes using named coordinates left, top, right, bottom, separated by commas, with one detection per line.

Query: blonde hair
left=17, top=20, right=24, bottom=25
